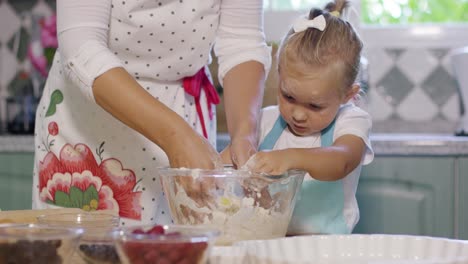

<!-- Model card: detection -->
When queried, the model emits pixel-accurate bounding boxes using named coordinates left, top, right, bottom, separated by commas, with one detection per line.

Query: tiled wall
left=0, top=0, right=55, bottom=133
left=0, top=0, right=466, bottom=134
left=366, top=46, right=461, bottom=133
left=361, top=25, right=468, bottom=134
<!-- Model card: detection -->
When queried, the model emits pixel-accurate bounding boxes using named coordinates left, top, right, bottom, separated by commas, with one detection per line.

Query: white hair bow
left=293, top=15, right=326, bottom=33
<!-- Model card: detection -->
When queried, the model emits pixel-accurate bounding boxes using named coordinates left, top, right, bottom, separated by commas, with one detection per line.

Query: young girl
left=224, top=0, right=374, bottom=235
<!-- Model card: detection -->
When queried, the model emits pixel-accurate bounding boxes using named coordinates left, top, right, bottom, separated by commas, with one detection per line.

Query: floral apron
left=32, top=0, right=220, bottom=226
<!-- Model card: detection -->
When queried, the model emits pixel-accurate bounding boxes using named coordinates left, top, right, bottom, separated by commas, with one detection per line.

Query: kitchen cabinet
left=354, top=157, right=455, bottom=238
left=0, top=152, right=34, bottom=210
left=458, top=157, right=468, bottom=240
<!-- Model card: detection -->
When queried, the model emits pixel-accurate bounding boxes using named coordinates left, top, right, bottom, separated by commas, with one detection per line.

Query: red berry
left=143, top=249, right=160, bottom=261
left=177, top=259, right=191, bottom=264
left=157, top=243, right=172, bottom=255
left=131, top=228, right=145, bottom=234
left=157, top=258, right=171, bottom=264
left=147, top=225, right=165, bottom=235
left=167, top=248, right=183, bottom=262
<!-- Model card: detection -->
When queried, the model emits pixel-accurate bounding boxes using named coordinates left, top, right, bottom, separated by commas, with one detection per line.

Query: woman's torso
left=108, top=0, right=220, bottom=82
left=32, top=0, right=221, bottom=226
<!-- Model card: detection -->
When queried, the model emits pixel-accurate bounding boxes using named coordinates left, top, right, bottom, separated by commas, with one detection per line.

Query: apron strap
left=258, top=115, right=288, bottom=151
left=258, top=115, right=336, bottom=150
left=320, top=118, right=336, bottom=147
left=183, top=68, right=220, bottom=138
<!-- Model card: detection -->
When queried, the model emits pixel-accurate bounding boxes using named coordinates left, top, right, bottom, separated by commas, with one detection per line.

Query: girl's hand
left=245, top=149, right=292, bottom=175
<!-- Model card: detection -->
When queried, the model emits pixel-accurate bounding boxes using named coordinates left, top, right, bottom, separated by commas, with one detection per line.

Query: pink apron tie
left=183, top=68, right=220, bottom=138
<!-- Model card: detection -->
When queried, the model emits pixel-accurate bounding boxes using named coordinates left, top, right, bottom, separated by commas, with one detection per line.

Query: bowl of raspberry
left=115, top=224, right=219, bottom=264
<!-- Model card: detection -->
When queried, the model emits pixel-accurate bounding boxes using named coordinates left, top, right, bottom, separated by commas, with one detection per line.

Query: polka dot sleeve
left=57, top=0, right=124, bottom=102
left=214, top=0, right=271, bottom=85
left=61, top=40, right=124, bottom=102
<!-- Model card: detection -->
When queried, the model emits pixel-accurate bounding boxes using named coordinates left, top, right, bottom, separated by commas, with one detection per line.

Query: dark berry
left=79, top=244, right=120, bottom=263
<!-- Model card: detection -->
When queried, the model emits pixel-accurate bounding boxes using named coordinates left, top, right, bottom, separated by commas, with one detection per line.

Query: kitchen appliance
left=450, top=47, right=468, bottom=136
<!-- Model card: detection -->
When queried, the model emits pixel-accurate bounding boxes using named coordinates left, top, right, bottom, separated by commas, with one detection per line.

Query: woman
left=33, top=0, right=271, bottom=226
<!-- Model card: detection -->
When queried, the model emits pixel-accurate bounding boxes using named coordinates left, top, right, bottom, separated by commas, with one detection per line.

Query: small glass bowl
left=0, top=223, right=82, bottom=264
left=115, top=225, right=220, bottom=264
left=37, top=212, right=120, bottom=264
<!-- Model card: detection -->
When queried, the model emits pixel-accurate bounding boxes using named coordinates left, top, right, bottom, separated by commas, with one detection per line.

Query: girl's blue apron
left=258, top=116, right=349, bottom=234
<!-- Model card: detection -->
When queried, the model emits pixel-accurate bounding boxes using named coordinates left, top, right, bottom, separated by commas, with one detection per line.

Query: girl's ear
left=342, top=83, right=360, bottom=104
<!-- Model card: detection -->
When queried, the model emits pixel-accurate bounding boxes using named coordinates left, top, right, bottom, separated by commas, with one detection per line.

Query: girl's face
left=277, top=63, right=356, bottom=136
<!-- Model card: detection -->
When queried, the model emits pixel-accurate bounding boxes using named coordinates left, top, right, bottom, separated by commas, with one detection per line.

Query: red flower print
left=39, top=143, right=142, bottom=220
left=48, top=122, right=59, bottom=136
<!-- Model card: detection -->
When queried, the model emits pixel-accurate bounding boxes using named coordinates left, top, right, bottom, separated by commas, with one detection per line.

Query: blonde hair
left=278, top=0, right=362, bottom=90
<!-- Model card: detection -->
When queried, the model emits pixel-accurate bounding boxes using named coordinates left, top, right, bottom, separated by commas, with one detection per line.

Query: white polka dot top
left=108, top=1, right=218, bottom=82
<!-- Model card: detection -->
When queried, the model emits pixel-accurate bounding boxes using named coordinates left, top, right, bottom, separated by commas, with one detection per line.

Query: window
left=263, top=0, right=360, bottom=41
left=264, top=0, right=468, bottom=25
left=362, top=0, right=468, bottom=25
left=263, top=0, right=330, bottom=10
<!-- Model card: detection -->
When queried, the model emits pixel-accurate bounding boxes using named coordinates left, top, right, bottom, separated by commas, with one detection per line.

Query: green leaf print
left=45, top=90, right=64, bottom=117
left=54, top=190, right=72, bottom=207
left=52, top=186, right=100, bottom=210
left=69, top=186, right=84, bottom=208
left=83, top=185, right=99, bottom=210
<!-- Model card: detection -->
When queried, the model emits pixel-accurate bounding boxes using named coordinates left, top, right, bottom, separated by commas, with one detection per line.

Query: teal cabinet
left=458, top=157, right=468, bottom=240
left=354, top=157, right=455, bottom=238
left=0, top=152, right=34, bottom=210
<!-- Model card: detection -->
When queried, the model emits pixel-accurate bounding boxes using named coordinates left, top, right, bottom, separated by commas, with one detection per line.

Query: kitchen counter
left=369, top=133, right=468, bottom=156
left=218, top=133, right=468, bottom=156
left=0, top=135, right=35, bottom=152
left=2, top=134, right=468, bottom=156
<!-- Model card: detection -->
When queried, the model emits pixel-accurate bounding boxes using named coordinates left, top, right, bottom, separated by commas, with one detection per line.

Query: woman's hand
left=166, top=130, right=222, bottom=169
left=220, top=145, right=232, bottom=165
left=225, top=135, right=257, bottom=168
left=245, top=149, right=292, bottom=175
left=165, top=130, right=221, bottom=210
left=222, top=61, right=265, bottom=168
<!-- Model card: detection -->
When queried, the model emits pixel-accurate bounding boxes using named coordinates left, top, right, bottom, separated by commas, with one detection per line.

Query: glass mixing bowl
left=0, top=223, right=82, bottom=264
left=37, top=212, right=120, bottom=264
left=158, top=167, right=305, bottom=245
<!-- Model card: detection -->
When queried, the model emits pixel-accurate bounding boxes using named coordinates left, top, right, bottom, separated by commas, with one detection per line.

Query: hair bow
left=293, top=15, right=326, bottom=33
